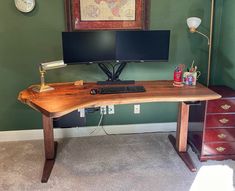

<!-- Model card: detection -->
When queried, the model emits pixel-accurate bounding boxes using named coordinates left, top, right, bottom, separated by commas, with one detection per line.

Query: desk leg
left=41, top=115, right=57, bottom=183
left=168, top=102, right=196, bottom=172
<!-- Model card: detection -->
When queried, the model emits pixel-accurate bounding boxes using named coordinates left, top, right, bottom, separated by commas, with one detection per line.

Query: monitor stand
left=97, top=62, right=135, bottom=85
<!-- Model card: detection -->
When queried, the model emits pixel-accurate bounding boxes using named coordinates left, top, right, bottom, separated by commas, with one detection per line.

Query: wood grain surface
left=18, top=80, right=221, bottom=118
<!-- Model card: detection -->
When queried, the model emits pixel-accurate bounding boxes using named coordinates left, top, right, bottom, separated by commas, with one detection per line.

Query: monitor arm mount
left=97, top=62, right=134, bottom=85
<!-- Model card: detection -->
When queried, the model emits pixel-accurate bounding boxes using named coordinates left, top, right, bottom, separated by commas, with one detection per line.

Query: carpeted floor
left=0, top=133, right=235, bottom=191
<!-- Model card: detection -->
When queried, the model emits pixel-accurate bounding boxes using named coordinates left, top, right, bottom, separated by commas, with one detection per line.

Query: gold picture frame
left=64, top=0, right=150, bottom=31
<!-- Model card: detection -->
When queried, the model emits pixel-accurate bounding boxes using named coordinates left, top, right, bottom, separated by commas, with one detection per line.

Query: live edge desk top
left=18, top=80, right=221, bottom=118
left=18, top=80, right=221, bottom=183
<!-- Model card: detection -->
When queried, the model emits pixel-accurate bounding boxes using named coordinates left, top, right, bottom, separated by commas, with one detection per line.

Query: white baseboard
left=0, top=122, right=177, bottom=142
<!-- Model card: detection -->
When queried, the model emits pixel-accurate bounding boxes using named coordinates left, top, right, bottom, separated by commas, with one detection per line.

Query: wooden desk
left=18, top=80, right=221, bottom=183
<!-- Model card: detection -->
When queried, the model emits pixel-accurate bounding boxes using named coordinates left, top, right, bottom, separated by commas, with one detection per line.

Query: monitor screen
left=62, top=31, right=116, bottom=64
left=116, top=30, right=170, bottom=62
left=62, top=30, right=170, bottom=64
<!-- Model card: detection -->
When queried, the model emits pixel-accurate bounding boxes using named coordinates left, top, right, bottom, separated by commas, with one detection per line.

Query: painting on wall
left=65, top=0, right=150, bottom=31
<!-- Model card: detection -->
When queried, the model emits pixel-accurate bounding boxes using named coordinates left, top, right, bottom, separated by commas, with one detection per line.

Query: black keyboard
left=98, top=86, right=146, bottom=94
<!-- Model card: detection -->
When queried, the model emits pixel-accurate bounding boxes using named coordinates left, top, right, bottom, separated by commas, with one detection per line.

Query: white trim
left=0, top=122, right=177, bottom=142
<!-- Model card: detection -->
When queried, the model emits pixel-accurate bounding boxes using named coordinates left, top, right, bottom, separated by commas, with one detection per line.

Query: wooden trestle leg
left=168, top=102, right=196, bottom=172
left=41, top=115, right=57, bottom=183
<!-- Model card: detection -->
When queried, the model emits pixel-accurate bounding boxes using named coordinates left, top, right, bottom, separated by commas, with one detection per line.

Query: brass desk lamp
left=32, top=60, right=67, bottom=92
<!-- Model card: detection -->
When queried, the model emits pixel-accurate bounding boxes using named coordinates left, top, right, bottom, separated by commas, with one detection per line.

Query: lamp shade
left=41, top=60, right=66, bottom=70
left=187, top=17, right=202, bottom=30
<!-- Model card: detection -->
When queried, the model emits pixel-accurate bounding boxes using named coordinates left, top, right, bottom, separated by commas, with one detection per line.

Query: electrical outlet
left=100, top=106, right=107, bottom=115
left=134, top=104, right=140, bottom=114
left=78, top=109, right=85, bottom=118
left=108, top=105, right=115, bottom=114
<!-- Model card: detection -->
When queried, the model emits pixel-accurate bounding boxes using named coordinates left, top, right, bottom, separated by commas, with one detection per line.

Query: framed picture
left=64, top=0, right=150, bottom=31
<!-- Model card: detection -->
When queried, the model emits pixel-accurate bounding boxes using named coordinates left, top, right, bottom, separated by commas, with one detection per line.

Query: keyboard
left=98, top=86, right=146, bottom=94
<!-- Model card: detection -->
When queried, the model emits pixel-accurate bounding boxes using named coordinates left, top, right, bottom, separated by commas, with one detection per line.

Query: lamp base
left=32, top=85, right=55, bottom=93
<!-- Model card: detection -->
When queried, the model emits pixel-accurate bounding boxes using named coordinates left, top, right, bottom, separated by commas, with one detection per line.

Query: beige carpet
left=0, top=133, right=235, bottom=191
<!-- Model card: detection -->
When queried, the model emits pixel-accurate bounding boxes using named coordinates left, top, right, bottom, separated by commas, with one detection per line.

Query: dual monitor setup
left=34, top=30, right=170, bottom=93
left=62, top=30, right=171, bottom=85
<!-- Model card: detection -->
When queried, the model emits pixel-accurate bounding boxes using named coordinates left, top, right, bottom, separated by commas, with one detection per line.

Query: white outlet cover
left=134, top=104, right=140, bottom=114
left=100, top=106, right=107, bottom=115
left=108, top=105, right=115, bottom=114
left=78, top=109, right=85, bottom=118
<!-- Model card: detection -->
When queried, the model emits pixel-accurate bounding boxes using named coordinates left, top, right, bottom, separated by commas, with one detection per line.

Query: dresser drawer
left=202, top=142, right=235, bottom=155
left=206, top=114, right=235, bottom=128
left=189, top=86, right=235, bottom=161
left=207, top=99, right=235, bottom=113
left=204, top=129, right=235, bottom=142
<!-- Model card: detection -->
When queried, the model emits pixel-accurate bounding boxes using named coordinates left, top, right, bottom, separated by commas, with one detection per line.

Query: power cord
left=89, top=111, right=110, bottom=135
left=98, top=113, right=104, bottom=127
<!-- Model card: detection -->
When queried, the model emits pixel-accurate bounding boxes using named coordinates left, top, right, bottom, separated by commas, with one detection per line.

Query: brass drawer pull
left=216, top=147, right=226, bottom=152
left=217, top=133, right=227, bottom=139
left=219, top=118, right=229, bottom=124
left=221, top=104, right=231, bottom=110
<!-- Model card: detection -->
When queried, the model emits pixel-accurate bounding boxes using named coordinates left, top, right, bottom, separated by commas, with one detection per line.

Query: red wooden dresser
left=188, top=86, right=235, bottom=161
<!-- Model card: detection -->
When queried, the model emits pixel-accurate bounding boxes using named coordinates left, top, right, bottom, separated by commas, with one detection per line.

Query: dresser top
left=210, top=86, right=235, bottom=98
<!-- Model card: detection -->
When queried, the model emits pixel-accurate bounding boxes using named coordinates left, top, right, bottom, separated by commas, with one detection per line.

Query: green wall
left=212, top=0, right=235, bottom=89
left=0, top=0, right=212, bottom=131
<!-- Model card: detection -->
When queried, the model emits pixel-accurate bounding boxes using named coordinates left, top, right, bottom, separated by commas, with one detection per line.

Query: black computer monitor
left=62, top=31, right=116, bottom=64
left=116, top=30, right=170, bottom=62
